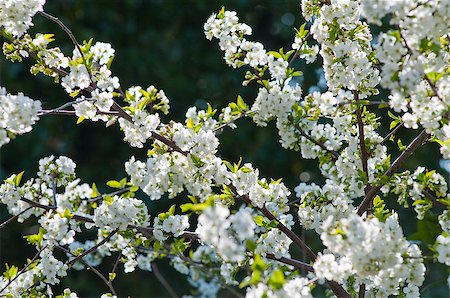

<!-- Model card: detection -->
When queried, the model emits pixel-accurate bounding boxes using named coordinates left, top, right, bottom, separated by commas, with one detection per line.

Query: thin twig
left=39, top=109, right=119, bottom=117
left=0, top=206, right=33, bottom=230
left=38, top=11, right=95, bottom=84
left=354, top=91, right=370, bottom=195
left=381, top=122, right=404, bottom=145
left=84, top=187, right=132, bottom=203
left=294, top=122, right=340, bottom=159
left=287, top=31, right=311, bottom=69
left=110, top=252, right=122, bottom=277
left=38, top=11, right=83, bottom=61
left=68, top=228, right=119, bottom=266
left=265, top=254, right=313, bottom=272
left=213, top=111, right=251, bottom=132
left=151, top=263, right=179, bottom=298
left=0, top=245, right=47, bottom=294
left=37, top=99, right=84, bottom=116
left=423, top=190, right=448, bottom=209
left=56, top=246, right=117, bottom=296
left=357, top=130, right=430, bottom=215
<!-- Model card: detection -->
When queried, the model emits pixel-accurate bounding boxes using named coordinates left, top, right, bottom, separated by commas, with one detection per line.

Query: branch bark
left=357, top=130, right=430, bottom=215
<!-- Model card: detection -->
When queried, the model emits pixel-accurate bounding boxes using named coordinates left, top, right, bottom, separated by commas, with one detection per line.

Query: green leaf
left=62, top=208, right=73, bottom=219
left=188, top=195, right=198, bottom=204
left=13, top=171, right=24, bottom=187
left=254, top=215, right=266, bottom=227
left=426, top=72, right=443, bottom=84
left=297, top=23, right=308, bottom=39
left=240, top=167, right=252, bottom=173
left=245, top=239, right=257, bottom=251
left=390, top=120, right=399, bottom=130
left=387, top=30, right=401, bottom=42
left=158, top=204, right=177, bottom=220
left=237, top=95, right=248, bottom=110
left=186, top=118, right=194, bottom=129
left=106, top=180, right=121, bottom=189
left=222, top=160, right=234, bottom=173
left=171, top=238, right=189, bottom=253
left=104, top=195, right=114, bottom=205
left=397, top=138, right=406, bottom=151
left=109, top=272, right=116, bottom=281
left=119, top=177, right=127, bottom=188
left=3, top=264, right=18, bottom=280
left=76, top=116, right=85, bottom=124
left=387, top=110, right=400, bottom=121
left=24, top=227, right=45, bottom=246
left=268, top=269, right=285, bottom=290
left=217, top=7, right=225, bottom=19
left=267, top=51, right=282, bottom=59
left=91, top=183, right=100, bottom=198
left=190, top=154, right=205, bottom=168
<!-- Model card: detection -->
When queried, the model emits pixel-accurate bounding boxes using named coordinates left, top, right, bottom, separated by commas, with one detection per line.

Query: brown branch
left=236, top=191, right=351, bottom=298
left=423, top=190, right=448, bottom=209
left=381, top=122, right=404, bottom=145
left=265, top=254, right=313, bottom=272
left=357, top=130, right=430, bottom=215
left=39, top=109, right=119, bottom=117
left=287, top=31, right=311, bottom=69
left=0, top=206, right=33, bottom=230
left=38, top=11, right=95, bottom=84
left=68, top=228, right=119, bottom=266
left=294, top=122, right=340, bottom=159
left=19, top=197, right=199, bottom=241
left=110, top=252, right=122, bottom=277
left=0, top=245, right=47, bottom=294
left=354, top=91, right=370, bottom=195
left=151, top=263, right=179, bottom=298
left=150, top=131, right=186, bottom=154
left=38, top=11, right=84, bottom=63
left=55, top=246, right=117, bottom=296
left=358, top=283, right=366, bottom=298
left=237, top=192, right=316, bottom=261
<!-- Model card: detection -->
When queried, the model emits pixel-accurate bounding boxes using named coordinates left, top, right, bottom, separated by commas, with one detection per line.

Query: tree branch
left=0, top=206, right=33, bottom=230
left=151, top=263, right=179, bottom=298
left=68, top=228, right=119, bottom=266
left=354, top=91, right=370, bottom=195
left=55, top=245, right=117, bottom=296
left=0, top=245, right=47, bottom=294
left=293, top=122, right=340, bottom=159
left=357, top=130, right=430, bottom=215
left=265, top=254, right=313, bottom=272
left=381, top=122, right=404, bottom=145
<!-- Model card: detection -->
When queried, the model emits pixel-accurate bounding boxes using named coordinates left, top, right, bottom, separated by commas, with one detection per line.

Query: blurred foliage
left=0, top=0, right=447, bottom=297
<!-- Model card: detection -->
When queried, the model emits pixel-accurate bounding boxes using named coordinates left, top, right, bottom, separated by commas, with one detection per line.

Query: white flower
left=0, top=0, right=46, bottom=36
left=0, top=87, right=41, bottom=146
left=91, top=42, right=115, bottom=65
left=61, top=64, right=91, bottom=93
left=93, top=196, right=149, bottom=231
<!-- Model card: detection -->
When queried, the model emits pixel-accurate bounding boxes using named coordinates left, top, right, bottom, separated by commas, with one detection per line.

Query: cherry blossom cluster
left=372, top=0, right=450, bottom=157
left=382, top=167, right=449, bottom=219
left=314, top=213, right=425, bottom=297
left=0, top=86, right=41, bottom=147
left=0, top=0, right=45, bottom=36
left=1, top=0, right=450, bottom=297
left=303, top=0, right=380, bottom=97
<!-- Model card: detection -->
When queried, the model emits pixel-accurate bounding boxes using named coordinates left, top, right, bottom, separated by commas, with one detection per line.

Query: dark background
left=0, top=0, right=448, bottom=297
